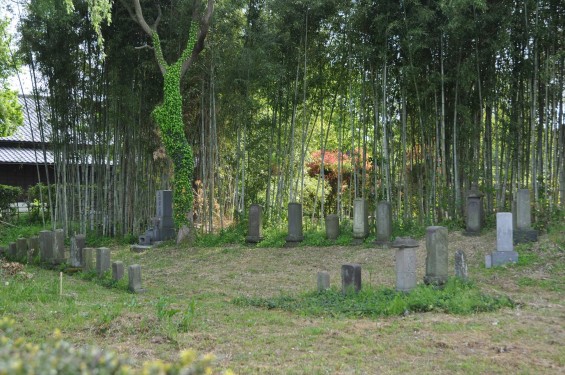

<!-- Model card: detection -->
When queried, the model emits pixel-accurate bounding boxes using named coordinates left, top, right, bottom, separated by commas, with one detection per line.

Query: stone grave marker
left=341, top=263, right=362, bottom=294
left=392, top=237, right=419, bottom=292
left=486, top=212, right=518, bottom=267
left=455, top=250, right=468, bottom=281
left=465, top=184, right=484, bottom=235
left=325, top=214, right=340, bottom=240
left=424, top=226, right=448, bottom=286
left=128, top=264, right=146, bottom=293
left=112, top=261, right=125, bottom=281
left=352, top=198, right=369, bottom=242
left=16, top=238, right=28, bottom=263
left=317, top=271, right=330, bottom=291
left=7, top=242, right=17, bottom=261
left=39, top=230, right=54, bottom=263
left=96, top=247, right=111, bottom=276
left=246, top=204, right=264, bottom=244
left=514, top=189, right=538, bottom=244
left=375, top=201, right=392, bottom=245
left=52, top=229, right=65, bottom=265
left=285, top=202, right=304, bottom=246
left=82, top=248, right=95, bottom=271
left=156, top=190, right=175, bottom=241
left=70, top=234, right=85, bottom=268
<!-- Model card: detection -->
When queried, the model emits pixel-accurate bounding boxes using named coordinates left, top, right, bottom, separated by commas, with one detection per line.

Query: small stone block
left=454, top=250, right=468, bottom=281
left=128, top=264, right=146, bottom=293
left=112, top=261, right=125, bottom=281
left=70, top=234, right=85, bottom=268
left=396, top=247, right=417, bottom=292
left=39, top=230, right=54, bottom=263
left=485, top=254, right=492, bottom=269
left=317, top=271, right=330, bottom=291
left=491, top=250, right=519, bottom=267
left=325, top=214, right=340, bottom=240
left=341, top=263, right=361, bottom=294
left=246, top=204, right=264, bottom=243
left=130, top=244, right=151, bottom=253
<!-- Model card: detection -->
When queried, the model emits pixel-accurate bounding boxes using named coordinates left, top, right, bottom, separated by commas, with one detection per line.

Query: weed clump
left=233, top=278, right=515, bottom=317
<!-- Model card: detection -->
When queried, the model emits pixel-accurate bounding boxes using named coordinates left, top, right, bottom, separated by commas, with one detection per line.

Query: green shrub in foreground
left=0, top=317, right=232, bottom=375
left=233, top=278, right=515, bottom=317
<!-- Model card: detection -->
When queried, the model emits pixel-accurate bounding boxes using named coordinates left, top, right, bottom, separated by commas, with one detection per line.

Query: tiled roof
left=0, top=147, right=54, bottom=164
left=0, top=96, right=51, bottom=143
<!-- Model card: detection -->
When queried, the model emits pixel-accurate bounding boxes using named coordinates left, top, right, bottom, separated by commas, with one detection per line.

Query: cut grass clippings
left=234, top=278, right=515, bottom=318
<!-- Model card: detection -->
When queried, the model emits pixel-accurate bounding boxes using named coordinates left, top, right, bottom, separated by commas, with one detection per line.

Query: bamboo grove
left=13, top=0, right=565, bottom=236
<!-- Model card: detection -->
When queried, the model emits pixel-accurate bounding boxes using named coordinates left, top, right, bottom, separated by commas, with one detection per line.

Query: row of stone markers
left=0, top=231, right=145, bottom=294
left=245, top=199, right=394, bottom=246
left=465, top=186, right=538, bottom=244
left=316, top=226, right=469, bottom=293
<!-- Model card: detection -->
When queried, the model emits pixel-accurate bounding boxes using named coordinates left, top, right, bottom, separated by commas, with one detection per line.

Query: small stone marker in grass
left=112, top=261, right=124, bottom=281
left=455, top=250, right=468, bottom=281
left=285, top=202, right=304, bottom=247
left=352, top=198, right=369, bottom=243
left=96, top=247, right=111, bottom=276
left=325, top=214, right=339, bottom=241
left=424, top=226, right=448, bottom=286
left=341, top=263, right=361, bottom=294
left=82, top=248, right=95, bottom=271
left=375, top=201, right=392, bottom=245
left=317, top=271, right=330, bottom=291
left=514, top=189, right=538, bottom=244
left=128, top=264, right=146, bottom=293
left=392, top=237, right=419, bottom=292
left=70, top=234, right=85, bottom=268
left=246, top=204, right=264, bottom=244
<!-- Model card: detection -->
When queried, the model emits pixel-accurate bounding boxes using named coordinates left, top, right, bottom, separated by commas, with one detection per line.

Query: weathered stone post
left=375, top=201, right=392, bottom=245
left=39, top=230, right=54, bottom=264
left=455, top=250, right=468, bottom=281
left=70, top=234, right=86, bottom=268
left=128, top=264, right=146, bottom=293
left=16, top=238, right=28, bottom=263
left=392, top=237, right=419, bottom=292
left=285, top=202, right=304, bottom=246
left=246, top=204, right=264, bottom=244
left=424, top=226, right=449, bottom=286
left=514, top=189, right=538, bottom=244
left=112, top=261, right=125, bottom=281
left=96, top=247, right=111, bottom=276
left=317, top=271, right=330, bottom=292
left=465, top=184, right=484, bottom=235
left=82, top=248, right=95, bottom=271
left=52, top=229, right=65, bottom=265
left=352, top=198, right=369, bottom=243
left=341, top=263, right=362, bottom=294
left=325, top=214, right=340, bottom=240
left=156, top=190, right=175, bottom=241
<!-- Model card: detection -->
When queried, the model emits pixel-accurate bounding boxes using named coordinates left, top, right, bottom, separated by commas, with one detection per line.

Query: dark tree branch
left=131, top=0, right=166, bottom=74
left=180, top=0, right=215, bottom=77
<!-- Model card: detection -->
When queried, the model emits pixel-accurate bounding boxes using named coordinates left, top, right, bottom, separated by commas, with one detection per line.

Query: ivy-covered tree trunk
left=152, top=65, right=195, bottom=227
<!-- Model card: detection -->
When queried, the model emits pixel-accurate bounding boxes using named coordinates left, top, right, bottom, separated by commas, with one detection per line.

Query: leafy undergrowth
left=234, top=278, right=515, bottom=317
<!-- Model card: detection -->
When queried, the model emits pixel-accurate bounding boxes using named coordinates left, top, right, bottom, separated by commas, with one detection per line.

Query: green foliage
left=155, top=296, right=197, bottom=334
left=0, top=185, right=22, bottom=221
left=392, top=219, right=426, bottom=239
left=257, top=227, right=287, bottom=248
left=26, top=183, right=55, bottom=223
left=0, top=317, right=229, bottom=374
left=0, top=89, right=22, bottom=137
left=233, top=278, right=515, bottom=318
left=151, top=25, right=199, bottom=229
left=195, top=221, right=246, bottom=247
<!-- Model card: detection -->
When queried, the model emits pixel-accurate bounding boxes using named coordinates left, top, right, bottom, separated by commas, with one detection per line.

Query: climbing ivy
left=151, top=24, right=198, bottom=228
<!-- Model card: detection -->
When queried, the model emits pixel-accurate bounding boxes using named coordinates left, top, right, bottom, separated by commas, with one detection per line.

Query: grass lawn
left=1, top=228, right=564, bottom=374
